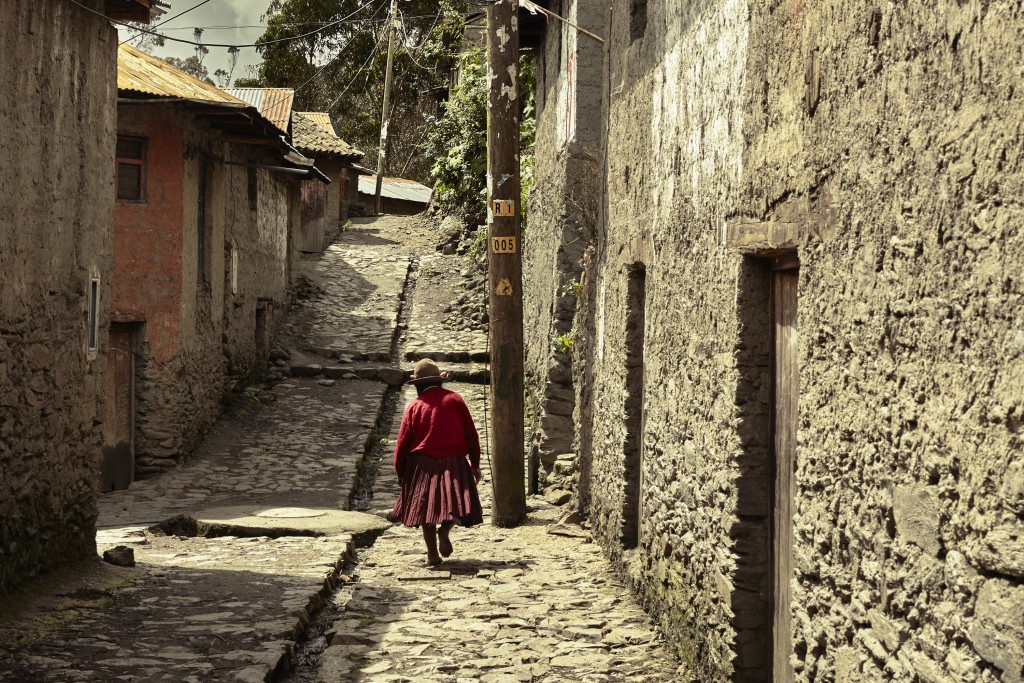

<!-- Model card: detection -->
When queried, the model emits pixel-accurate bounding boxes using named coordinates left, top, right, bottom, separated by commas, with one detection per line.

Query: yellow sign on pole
left=493, top=199, right=516, bottom=217
left=491, top=236, right=517, bottom=254
left=495, top=278, right=514, bottom=296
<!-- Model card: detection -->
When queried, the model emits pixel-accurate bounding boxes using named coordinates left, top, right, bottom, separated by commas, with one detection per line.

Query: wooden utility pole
left=373, top=0, right=399, bottom=215
left=486, top=0, right=526, bottom=527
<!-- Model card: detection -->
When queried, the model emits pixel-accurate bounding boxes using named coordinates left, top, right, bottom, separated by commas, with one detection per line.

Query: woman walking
left=391, top=359, right=484, bottom=565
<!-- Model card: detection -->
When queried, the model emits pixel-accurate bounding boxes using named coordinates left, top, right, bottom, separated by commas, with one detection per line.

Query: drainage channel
left=281, top=256, right=421, bottom=682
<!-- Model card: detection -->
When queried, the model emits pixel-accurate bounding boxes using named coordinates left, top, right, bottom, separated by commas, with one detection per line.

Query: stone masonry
left=0, top=0, right=118, bottom=595
left=523, top=0, right=606, bottom=491
left=526, top=1, right=1024, bottom=682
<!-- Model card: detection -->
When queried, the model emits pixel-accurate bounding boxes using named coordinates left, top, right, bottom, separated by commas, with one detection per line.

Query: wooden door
left=772, top=268, right=798, bottom=682
left=101, top=325, right=135, bottom=491
left=299, top=179, right=326, bottom=252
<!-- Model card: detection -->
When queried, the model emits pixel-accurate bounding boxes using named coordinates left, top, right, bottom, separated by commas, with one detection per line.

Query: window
left=116, top=136, right=146, bottom=201
left=88, top=276, right=100, bottom=352
left=247, top=166, right=258, bottom=211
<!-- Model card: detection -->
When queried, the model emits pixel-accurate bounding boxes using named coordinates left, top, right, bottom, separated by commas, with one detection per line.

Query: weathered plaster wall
left=112, top=106, right=227, bottom=477
left=552, top=0, right=1024, bottom=681
left=0, top=0, right=116, bottom=594
left=318, top=158, right=345, bottom=241
left=222, top=152, right=293, bottom=379
left=523, top=0, right=605, bottom=488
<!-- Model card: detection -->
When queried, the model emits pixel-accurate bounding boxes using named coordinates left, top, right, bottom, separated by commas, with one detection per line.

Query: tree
left=165, top=56, right=214, bottom=85
left=424, top=50, right=536, bottom=220
left=245, top=0, right=470, bottom=182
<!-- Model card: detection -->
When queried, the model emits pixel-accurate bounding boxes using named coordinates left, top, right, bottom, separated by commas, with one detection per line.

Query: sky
left=117, top=1, right=275, bottom=84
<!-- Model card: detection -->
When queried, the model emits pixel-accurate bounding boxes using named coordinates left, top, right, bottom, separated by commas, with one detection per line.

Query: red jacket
left=394, top=388, right=481, bottom=474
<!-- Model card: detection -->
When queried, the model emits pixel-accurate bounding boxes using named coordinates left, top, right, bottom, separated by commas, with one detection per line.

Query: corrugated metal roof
left=117, top=44, right=248, bottom=105
left=291, top=112, right=364, bottom=160
left=223, top=88, right=294, bottom=133
left=358, top=175, right=433, bottom=204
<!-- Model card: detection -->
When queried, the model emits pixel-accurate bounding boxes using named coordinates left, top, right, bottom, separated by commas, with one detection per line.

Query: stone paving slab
left=405, top=254, right=488, bottom=362
left=0, top=533, right=356, bottom=683
left=98, top=378, right=385, bottom=531
left=313, top=381, right=681, bottom=682
left=309, top=508, right=681, bottom=683
left=292, top=217, right=431, bottom=361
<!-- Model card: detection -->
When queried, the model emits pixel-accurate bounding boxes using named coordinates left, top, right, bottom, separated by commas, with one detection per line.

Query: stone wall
left=113, top=105, right=228, bottom=477
left=0, top=0, right=116, bottom=594
left=522, top=0, right=605, bottom=491
left=529, top=0, right=1024, bottom=680
left=222, top=150, right=294, bottom=380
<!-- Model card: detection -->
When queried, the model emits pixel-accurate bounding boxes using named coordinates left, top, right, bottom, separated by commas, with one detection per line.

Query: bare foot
left=426, top=554, right=442, bottom=566
left=438, top=527, right=453, bottom=558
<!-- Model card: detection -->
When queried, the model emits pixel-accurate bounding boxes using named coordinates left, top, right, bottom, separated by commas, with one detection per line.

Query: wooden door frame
left=769, top=258, right=798, bottom=683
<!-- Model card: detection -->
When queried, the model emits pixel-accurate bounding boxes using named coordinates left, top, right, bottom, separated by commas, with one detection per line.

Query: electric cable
left=70, top=0, right=378, bottom=50
left=294, top=0, right=390, bottom=94
left=123, top=0, right=216, bottom=45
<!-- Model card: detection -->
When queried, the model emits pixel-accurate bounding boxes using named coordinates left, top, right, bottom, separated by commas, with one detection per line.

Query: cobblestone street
left=0, top=216, right=680, bottom=682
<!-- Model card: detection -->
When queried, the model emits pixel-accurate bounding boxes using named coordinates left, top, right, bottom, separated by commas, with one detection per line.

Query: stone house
left=525, top=2, right=1024, bottom=682
left=291, top=111, right=364, bottom=240
left=224, top=90, right=361, bottom=253
left=0, top=0, right=157, bottom=595
left=108, top=46, right=319, bottom=486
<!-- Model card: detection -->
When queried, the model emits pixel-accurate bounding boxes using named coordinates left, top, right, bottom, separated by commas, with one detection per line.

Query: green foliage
left=426, top=51, right=539, bottom=220
left=165, top=56, right=213, bottom=84
left=247, top=0, right=470, bottom=182
left=554, top=330, right=577, bottom=354
left=425, top=49, right=489, bottom=218
left=466, top=229, right=487, bottom=262
left=561, top=279, right=583, bottom=299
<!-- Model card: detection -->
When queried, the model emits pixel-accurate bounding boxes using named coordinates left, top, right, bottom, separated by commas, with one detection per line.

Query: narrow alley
left=0, top=216, right=681, bottom=683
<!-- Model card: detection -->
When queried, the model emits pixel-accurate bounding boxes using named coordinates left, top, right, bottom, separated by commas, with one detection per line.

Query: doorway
left=101, top=323, right=137, bottom=492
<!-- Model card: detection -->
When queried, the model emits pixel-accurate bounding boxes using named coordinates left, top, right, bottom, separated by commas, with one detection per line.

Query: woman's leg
left=438, top=521, right=455, bottom=557
left=422, top=524, right=441, bottom=565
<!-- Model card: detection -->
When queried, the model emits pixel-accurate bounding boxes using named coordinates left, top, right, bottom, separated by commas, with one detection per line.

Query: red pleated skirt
left=392, top=453, right=484, bottom=527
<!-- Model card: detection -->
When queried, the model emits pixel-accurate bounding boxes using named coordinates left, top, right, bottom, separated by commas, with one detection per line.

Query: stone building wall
left=530, top=0, right=1024, bottom=680
left=113, top=105, right=227, bottom=478
left=222, top=152, right=294, bottom=380
left=522, top=0, right=605, bottom=490
left=0, top=0, right=117, bottom=594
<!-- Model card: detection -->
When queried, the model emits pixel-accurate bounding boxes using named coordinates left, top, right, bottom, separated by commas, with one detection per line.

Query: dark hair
left=414, top=380, right=443, bottom=396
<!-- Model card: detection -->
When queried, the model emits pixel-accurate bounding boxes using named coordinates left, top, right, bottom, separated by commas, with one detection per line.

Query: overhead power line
left=69, top=0, right=378, bottom=49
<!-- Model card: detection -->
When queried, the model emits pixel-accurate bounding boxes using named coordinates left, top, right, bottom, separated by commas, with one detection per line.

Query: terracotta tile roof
left=291, top=111, right=364, bottom=160
left=117, top=44, right=248, bottom=105
left=298, top=112, right=337, bottom=135
left=223, top=88, right=295, bottom=134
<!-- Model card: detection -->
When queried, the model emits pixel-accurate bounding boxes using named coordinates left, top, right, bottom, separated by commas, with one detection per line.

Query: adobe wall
left=0, top=0, right=116, bottom=594
left=522, top=0, right=606, bottom=490
left=113, top=105, right=227, bottom=477
left=569, top=0, right=1024, bottom=681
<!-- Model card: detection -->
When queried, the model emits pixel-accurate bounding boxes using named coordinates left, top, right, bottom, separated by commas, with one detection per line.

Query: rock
left=316, top=379, right=336, bottom=387
left=893, top=483, right=941, bottom=555
left=377, top=368, right=407, bottom=386
left=102, top=545, right=135, bottom=567
left=973, top=523, right=1024, bottom=579
left=969, top=577, right=1024, bottom=683
left=544, top=489, right=571, bottom=506
left=290, top=364, right=323, bottom=377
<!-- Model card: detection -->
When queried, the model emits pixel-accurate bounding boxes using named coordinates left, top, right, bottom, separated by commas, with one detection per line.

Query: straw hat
left=407, top=358, right=450, bottom=385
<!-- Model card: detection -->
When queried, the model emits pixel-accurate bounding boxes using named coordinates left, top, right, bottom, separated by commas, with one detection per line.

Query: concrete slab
left=192, top=506, right=392, bottom=545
